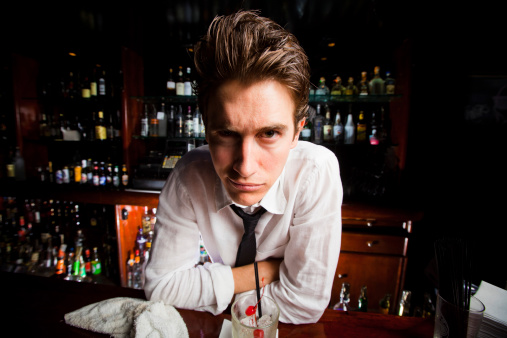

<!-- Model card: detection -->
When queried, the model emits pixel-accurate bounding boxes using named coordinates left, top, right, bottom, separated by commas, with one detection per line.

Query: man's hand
left=232, top=258, right=282, bottom=294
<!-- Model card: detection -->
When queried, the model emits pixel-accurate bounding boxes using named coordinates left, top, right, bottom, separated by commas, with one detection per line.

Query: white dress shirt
left=144, top=141, right=342, bottom=324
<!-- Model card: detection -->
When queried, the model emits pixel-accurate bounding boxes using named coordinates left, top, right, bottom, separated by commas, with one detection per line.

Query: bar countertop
left=1, top=271, right=433, bottom=337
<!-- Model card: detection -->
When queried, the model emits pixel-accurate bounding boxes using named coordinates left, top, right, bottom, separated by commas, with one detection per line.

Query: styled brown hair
left=193, top=10, right=310, bottom=131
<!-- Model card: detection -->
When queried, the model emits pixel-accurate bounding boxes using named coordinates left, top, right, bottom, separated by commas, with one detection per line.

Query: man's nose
left=233, top=138, right=258, bottom=178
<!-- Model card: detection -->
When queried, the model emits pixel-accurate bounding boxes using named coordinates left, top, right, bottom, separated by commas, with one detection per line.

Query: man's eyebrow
left=258, top=124, right=288, bottom=132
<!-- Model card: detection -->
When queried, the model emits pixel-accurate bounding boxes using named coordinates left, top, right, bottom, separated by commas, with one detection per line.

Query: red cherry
left=245, top=305, right=256, bottom=316
left=254, top=329, right=264, bottom=338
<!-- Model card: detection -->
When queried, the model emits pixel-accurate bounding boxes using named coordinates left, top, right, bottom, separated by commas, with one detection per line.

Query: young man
left=144, top=10, right=342, bottom=324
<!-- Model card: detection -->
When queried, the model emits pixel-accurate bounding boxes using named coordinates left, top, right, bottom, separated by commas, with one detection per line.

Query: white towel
left=64, top=297, right=189, bottom=338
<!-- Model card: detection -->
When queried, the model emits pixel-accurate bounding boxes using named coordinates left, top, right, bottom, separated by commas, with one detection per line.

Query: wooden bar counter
left=1, top=272, right=433, bottom=337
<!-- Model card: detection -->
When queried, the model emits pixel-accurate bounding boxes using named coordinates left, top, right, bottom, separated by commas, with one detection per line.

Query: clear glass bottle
left=344, top=113, right=355, bottom=144
left=333, top=110, right=344, bottom=143
left=184, top=106, right=194, bottom=137
left=193, top=105, right=202, bottom=138
left=140, top=104, right=149, bottom=137
left=157, top=102, right=167, bottom=137
left=333, top=282, right=352, bottom=311
left=323, top=105, right=333, bottom=142
left=167, top=105, right=175, bottom=138
left=184, top=67, right=193, bottom=96
left=175, top=105, right=184, bottom=137
left=315, top=77, right=329, bottom=96
left=369, top=66, right=385, bottom=95
left=397, top=290, right=411, bottom=316
left=313, top=104, right=324, bottom=144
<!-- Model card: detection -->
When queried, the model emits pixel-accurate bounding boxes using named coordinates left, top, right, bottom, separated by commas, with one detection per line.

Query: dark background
left=3, top=0, right=506, bottom=306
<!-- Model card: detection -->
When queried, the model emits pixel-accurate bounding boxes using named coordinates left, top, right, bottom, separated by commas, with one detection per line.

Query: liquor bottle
left=98, top=70, right=107, bottom=97
left=66, top=71, right=77, bottom=99
left=92, top=162, right=100, bottom=187
left=330, top=76, right=345, bottom=95
left=140, top=104, right=149, bottom=137
left=157, top=102, right=167, bottom=137
left=91, top=247, right=101, bottom=275
left=133, top=249, right=143, bottom=289
left=55, top=244, right=67, bottom=276
left=121, top=164, right=129, bottom=187
left=90, top=68, right=98, bottom=97
left=142, top=207, right=152, bottom=234
left=84, top=248, right=92, bottom=275
left=358, top=285, right=368, bottom=312
left=323, top=105, right=333, bottom=142
left=385, top=71, right=396, bottom=94
left=64, top=248, right=75, bottom=280
left=175, top=105, right=184, bottom=137
left=95, top=111, right=107, bottom=141
left=315, top=77, right=329, bottom=96
left=13, top=147, right=26, bottom=181
left=176, top=66, right=185, bottom=96
left=136, top=226, right=147, bottom=254
left=99, top=162, right=107, bottom=187
left=358, top=71, right=369, bottom=95
left=113, top=165, right=120, bottom=189
left=39, top=112, right=51, bottom=138
left=86, top=158, right=94, bottom=185
left=344, top=113, right=355, bottom=144
left=369, top=66, right=385, bottom=95
left=379, top=294, right=391, bottom=315
left=184, top=67, right=193, bottom=96
left=184, top=106, right=193, bottom=137
left=166, top=68, right=176, bottom=96
left=167, top=105, right=175, bottom=138
left=397, top=290, right=411, bottom=316
left=333, top=282, right=352, bottom=311
left=356, top=111, right=367, bottom=143
left=106, top=163, right=113, bottom=187
left=127, top=251, right=135, bottom=288
left=333, top=110, right=344, bottom=143
left=313, top=104, right=324, bottom=144
left=422, top=293, right=435, bottom=318
left=369, top=111, right=379, bottom=145
left=81, top=75, right=91, bottom=99
left=193, top=105, right=202, bottom=138
left=300, top=106, right=313, bottom=141
left=345, top=77, right=357, bottom=95
left=62, top=166, right=70, bottom=184
left=148, top=104, right=159, bottom=137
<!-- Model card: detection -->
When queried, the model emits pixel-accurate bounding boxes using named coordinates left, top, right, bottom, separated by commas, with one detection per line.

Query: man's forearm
left=232, top=259, right=282, bottom=294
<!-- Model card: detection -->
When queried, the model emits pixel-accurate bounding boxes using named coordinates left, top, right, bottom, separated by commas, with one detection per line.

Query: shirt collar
left=215, top=168, right=287, bottom=215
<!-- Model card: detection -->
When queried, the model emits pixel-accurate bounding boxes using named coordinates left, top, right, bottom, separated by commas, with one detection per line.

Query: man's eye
left=261, top=130, right=278, bottom=138
left=218, top=130, right=234, bottom=137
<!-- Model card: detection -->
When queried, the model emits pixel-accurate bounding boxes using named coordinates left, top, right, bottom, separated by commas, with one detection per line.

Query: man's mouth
left=228, top=178, right=263, bottom=192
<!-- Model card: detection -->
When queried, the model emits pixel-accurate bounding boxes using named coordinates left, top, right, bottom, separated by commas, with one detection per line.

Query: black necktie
left=230, top=205, right=267, bottom=267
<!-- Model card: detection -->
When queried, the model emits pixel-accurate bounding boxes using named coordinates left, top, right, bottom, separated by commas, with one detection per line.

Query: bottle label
left=122, top=174, right=129, bottom=186
left=167, top=81, right=176, bottom=90
left=333, top=125, right=343, bottom=137
left=386, top=84, right=395, bottom=94
left=176, top=83, right=185, bottom=96
left=323, top=125, right=333, bottom=141
left=90, top=83, right=97, bottom=96
left=96, top=126, right=107, bottom=140
left=301, top=129, right=311, bottom=138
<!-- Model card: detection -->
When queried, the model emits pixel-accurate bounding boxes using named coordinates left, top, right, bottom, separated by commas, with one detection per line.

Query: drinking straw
left=254, top=261, right=262, bottom=317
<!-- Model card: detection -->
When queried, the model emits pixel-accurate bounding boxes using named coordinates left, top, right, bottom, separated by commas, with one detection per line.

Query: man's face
left=206, top=79, right=303, bottom=206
